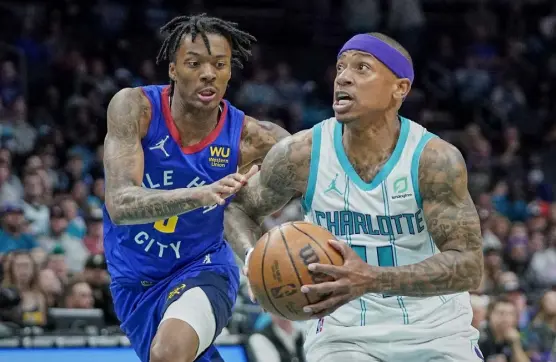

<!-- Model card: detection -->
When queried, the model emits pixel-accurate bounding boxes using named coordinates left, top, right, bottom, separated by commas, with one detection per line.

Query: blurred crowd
left=0, top=0, right=555, bottom=361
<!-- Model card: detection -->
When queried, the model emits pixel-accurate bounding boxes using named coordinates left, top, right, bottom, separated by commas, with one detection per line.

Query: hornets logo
left=208, top=145, right=230, bottom=169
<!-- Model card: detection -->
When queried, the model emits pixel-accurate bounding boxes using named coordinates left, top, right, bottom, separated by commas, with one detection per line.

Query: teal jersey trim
left=410, top=132, right=437, bottom=209
left=333, top=117, right=410, bottom=191
left=301, top=122, right=323, bottom=212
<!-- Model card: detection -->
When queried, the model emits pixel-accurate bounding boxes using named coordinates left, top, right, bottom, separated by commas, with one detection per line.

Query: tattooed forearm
left=104, top=88, right=205, bottom=225
left=107, top=185, right=206, bottom=225
left=371, top=138, right=483, bottom=296
left=224, top=130, right=312, bottom=259
left=224, top=196, right=264, bottom=262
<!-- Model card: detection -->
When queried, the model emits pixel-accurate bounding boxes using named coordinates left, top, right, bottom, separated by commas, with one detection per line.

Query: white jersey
left=302, top=116, right=473, bottom=330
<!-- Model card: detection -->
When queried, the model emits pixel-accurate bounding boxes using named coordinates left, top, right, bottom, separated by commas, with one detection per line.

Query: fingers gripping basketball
left=247, top=222, right=343, bottom=321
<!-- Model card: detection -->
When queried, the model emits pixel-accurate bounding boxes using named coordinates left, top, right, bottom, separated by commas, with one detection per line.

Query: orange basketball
left=247, top=221, right=344, bottom=321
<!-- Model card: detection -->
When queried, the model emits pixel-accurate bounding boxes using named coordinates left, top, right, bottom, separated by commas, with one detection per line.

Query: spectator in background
left=274, top=62, right=303, bottom=108
left=71, top=180, right=91, bottom=215
left=499, top=272, right=532, bottom=329
left=65, top=152, right=93, bottom=188
left=39, top=205, right=87, bottom=273
left=60, top=196, right=86, bottom=240
left=21, top=173, right=50, bottom=237
left=86, top=179, right=104, bottom=211
left=45, top=247, right=69, bottom=285
left=6, top=97, right=37, bottom=156
left=522, top=290, right=556, bottom=362
left=236, top=67, right=280, bottom=110
left=471, top=294, right=490, bottom=336
left=480, top=297, right=530, bottom=362
left=24, top=155, right=53, bottom=198
left=249, top=315, right=305, bottom=362
left=481, top=247, right=506, bottom=295
left=0, top=202, right=38, bottom=256
left=3, top=251, right=46, bottom=326
left=82, top=209, right=103, bottom=254
left=492, top=181, right=529, bottom=223
left=0, top=61, right=22, bottom=105
left=82, top=254, right=116, bottom=325
left=526, top=228, right=556, bottom=290
left=0, top=161, right=22, bottom=204
left=63, top=279, right=94, bottom=309
left=38, top=268, right=62, bottom=308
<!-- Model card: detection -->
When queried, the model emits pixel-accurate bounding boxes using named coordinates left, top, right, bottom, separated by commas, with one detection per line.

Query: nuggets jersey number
left=103, top=85, right=243, bottom=283
left=303, top=117, right=473, bottom=328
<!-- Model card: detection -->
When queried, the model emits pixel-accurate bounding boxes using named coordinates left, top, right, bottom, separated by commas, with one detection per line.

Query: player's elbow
left=464, top=250, right=484, bottom=291
left=226, top=202, right=258, bottom=224
left=471, top=253, right=484, bottom=290
left=105, top=197, right=127, bottom=225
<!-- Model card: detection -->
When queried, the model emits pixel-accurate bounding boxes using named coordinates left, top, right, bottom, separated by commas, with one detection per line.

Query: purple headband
left=338, top=34, right=414, bottom=83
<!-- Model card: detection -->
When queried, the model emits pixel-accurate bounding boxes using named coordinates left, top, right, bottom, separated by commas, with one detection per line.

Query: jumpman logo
left=203, top=254, right=212, bottom=264
left=324, top=173, right=343, bottom=195
left=149, top=135, right=170, bottom=157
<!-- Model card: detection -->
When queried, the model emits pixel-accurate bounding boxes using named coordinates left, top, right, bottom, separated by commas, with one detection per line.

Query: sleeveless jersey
left=302, top=116, right=473, bottom=327
left=103, top=85, right=244, bottom=284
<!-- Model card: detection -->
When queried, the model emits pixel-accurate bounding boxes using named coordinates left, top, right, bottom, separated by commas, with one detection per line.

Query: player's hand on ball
left=203, top=165, right=258, bottom=205
left=300, top=240, right=370, bottom=318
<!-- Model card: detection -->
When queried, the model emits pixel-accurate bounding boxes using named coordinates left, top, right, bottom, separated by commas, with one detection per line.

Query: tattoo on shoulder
left=104, top=88, right=150, bottom=198
left=236, top=130, right=312, bottom=219
left=106, top=88, right=150, bottom=144
left=239, top=117, right=291, bottom=170
left=260, top=130, right=311, bottom=193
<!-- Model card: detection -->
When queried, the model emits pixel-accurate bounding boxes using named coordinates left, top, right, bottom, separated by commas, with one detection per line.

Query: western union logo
left=210, top=146, right=230, bottom=158
left=209, top=145, right=230, bottom=168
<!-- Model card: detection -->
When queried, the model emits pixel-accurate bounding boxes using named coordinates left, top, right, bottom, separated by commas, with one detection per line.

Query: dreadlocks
left=156, top=14, right=256, bottom=99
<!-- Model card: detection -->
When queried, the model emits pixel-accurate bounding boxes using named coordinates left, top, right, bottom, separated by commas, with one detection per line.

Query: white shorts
left=159, top=287, right=216, bottom=359
left=304, top=297, right=482, bottom=362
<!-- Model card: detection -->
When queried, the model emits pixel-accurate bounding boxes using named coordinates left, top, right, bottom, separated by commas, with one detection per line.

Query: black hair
left=156, top=14, right=256, bottom=98
left=368, top=32, right=413, bottom=68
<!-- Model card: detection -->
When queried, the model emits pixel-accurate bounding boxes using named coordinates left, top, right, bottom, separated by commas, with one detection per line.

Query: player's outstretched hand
left=201, top=165, right=258, bottom=206
left=300, top=240, right=371, bottom=319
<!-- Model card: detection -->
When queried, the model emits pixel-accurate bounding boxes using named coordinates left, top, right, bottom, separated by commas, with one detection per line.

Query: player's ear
left=169, top=62, right=177, bottom=83
left=392, top=79, right=411, bottom=100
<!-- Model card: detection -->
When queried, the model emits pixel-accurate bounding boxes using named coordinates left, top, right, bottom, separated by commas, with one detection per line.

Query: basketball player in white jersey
left=225, top=33, right=484, bottom=361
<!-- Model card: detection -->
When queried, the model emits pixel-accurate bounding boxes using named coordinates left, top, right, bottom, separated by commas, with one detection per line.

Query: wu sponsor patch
left=208, top=145, right=231, bottom=169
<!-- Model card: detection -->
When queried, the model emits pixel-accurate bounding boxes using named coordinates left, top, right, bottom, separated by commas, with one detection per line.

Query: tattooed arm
left=237, top=117, right=291, bottom=172
left=104, top=88, right=248, bottom=225
left=224, top=129, right=311, bottom=261
left=371, top=138, right=484, bottom=296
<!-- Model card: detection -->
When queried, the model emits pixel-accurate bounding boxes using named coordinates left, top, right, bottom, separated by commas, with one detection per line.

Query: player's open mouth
left=197, top=88, right=217, bottom=102
left=333, top=91, right=354, bottom=113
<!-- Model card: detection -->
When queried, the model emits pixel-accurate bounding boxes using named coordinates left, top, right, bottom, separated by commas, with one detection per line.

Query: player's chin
left=334, top=112, right=358, bottom=123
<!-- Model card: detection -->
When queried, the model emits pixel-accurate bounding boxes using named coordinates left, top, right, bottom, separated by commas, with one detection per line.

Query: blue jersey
left=103, top=85, right=244, bottom=284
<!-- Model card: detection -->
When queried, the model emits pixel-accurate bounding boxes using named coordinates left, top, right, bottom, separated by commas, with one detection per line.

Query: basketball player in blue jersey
left=225, top=33, right=485, bottom=361
left=103, top=14, right=289, bottom=362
